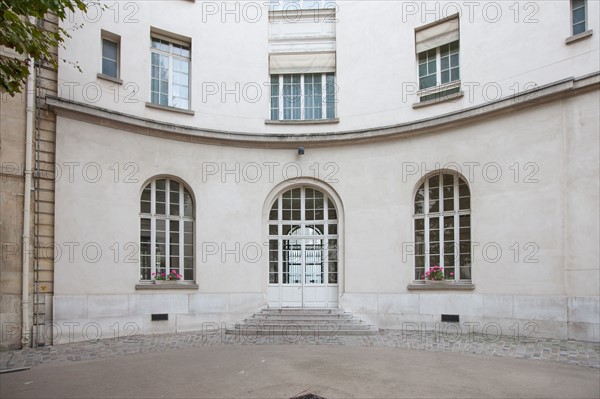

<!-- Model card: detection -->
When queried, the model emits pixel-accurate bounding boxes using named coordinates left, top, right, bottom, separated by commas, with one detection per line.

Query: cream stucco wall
left=48, top=0, right=600, bottom=344
left=53, top=86, right=599, bottom=342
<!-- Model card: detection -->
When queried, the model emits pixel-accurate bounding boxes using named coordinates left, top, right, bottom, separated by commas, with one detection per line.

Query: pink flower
left=450, top=272, right=454, bottom=276
left=421, top=275, right=425, bottom=279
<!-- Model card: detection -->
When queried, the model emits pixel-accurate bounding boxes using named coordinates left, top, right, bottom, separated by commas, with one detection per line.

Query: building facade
left=5, top=0, right=599, bottom=347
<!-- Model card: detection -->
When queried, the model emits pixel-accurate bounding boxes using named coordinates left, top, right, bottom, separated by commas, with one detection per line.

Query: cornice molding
left=47, top=72, right=599, bottom=149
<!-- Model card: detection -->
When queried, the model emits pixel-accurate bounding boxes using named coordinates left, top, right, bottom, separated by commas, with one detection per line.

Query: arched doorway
left=267, top=186, right=339, bottom=308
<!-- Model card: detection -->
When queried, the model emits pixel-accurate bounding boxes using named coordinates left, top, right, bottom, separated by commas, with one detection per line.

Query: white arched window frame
left=139, top=178, right=194, bottom=281
left=413, top=172, right=471, bottom=281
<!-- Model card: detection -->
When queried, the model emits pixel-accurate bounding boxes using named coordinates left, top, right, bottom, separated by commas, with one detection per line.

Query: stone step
left=252, top=313, right=352, bottom=321
left=226, top=325, right=379, bottom=336
left=261, top=308, right=343, bottom=314
left=227, top=308, right=378, bottom=336
left=234, top=321, right=372, bottom=331
left=245, top=318, right=366, bottom=325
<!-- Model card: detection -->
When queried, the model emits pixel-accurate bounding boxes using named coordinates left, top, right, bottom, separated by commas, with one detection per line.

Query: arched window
left=140, top=178, right=194, bottom=281
left=414, top=172, right=471, bottom=281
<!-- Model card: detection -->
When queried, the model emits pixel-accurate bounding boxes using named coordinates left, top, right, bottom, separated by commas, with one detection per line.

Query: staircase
left=226, top=308, right=379, bottom=336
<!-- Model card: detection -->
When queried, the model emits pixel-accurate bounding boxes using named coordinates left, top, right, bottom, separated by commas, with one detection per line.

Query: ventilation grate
left=441, top=314, right=459, bottom=322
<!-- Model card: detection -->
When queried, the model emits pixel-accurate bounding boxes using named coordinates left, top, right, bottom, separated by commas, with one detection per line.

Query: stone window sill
left=407, top=282, right=475, bottom=291
left=413, top=91, right=464, bottom=109
left=145, top=102, right=195, bottom=115
left=97, top=73, right=123, bottom=85
left=265, top=118, right=339, bottom=125
left=135, top=282, right=199, bottom=290
left=565, top=30, right=593, bottom=45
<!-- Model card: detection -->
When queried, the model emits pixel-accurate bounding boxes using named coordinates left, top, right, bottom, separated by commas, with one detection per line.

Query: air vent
left=441, top=314, right=459, bottom=323
left=151, top=313, right=168, bottom=321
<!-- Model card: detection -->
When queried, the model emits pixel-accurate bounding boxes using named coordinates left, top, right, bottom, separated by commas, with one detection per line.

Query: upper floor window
left=572, top=0, right=587, bottom=35
left=140, top=178, right=194, bottom=281
left=270, top=73, right=336, bottom=121
left=150, top=35, right=190, bottom=110
left=100, top=30, right=120, bottom=79
left=419, top=41, right=459, bottom=90
left=415, top=15, right=460, bottom=102
left=413, top=172, right=471, bottom=282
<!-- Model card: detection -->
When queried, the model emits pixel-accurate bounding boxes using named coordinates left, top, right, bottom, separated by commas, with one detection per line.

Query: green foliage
left=0, top=0, right=87, bottom=95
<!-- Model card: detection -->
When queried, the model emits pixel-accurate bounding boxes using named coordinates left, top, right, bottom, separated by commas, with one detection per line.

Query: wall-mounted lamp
left=298, top=147, right=305, bottom=156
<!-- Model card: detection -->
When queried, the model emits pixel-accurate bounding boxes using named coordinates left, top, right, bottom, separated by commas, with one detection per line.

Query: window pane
left=451, top=68, right=460, bottom=82
left=459, top=197, right=470, bottom=210
left=450, top=53, right=459, bottom=66
left=573, top=21, right=586, bottom=35
left=441, top=56, right=449, bottom=71
left=459, top=265, right=471, bottom=280
left=420, top=75, right=436, bottom=90
left=304, top=73, right=322, bottom=120
left=459, top=214, right=470, bottom=227
left=429, top=182, right=439, bottom=213
left=142, top=188, right=152, bottom=201
left=102, top=59, right=117, bottom=78
left=183, top=190, right=193, bottom=217
left=328, top=224, right=337, bottom=235
left=328, top=202, right=337, bottom=220
left=103, top=39, right=117, bottom=60
left=415, top=218, right=425, bottom=232
left=283, top=74, right=301, bottom=120
left=270, top=200, right=278, bottom=220
left=326, top=74, right=336, bottom=119
left=328, top=271, right=338, bottom=284
left=441, top=70, right=450, bottom=84
left=271, top=75, right=280, bottom=120
left=141, top=200, right=151, bottom=214
left=573, top=7, right=585, bottom=24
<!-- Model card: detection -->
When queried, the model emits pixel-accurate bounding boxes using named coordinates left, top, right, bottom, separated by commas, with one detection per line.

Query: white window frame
left=270, top=73, right=336, bottom=121
left=417, top=41, right=460, bottom=97
left=571, top=0, right=587, bottom=36
left=140, top=178, right=194, bottom=282
left=413, top=172, right=471, bottom=282
left=150, top=35, right=191, bottom=110
left=100, top=30, right=120, bottom=79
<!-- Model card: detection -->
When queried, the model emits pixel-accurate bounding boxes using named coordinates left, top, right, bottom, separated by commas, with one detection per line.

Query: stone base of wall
left=51, top=292, right=599, bottom=345
left=52, top=293, right=267, bottom=345
left=340, top=293, right=600, bottom=342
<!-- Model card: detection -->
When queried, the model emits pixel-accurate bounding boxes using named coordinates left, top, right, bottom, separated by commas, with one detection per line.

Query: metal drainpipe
left=22, top=52, right=36, bottom=348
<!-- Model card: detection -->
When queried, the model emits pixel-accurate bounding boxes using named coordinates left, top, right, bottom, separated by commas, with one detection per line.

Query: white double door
left=277, top=235, right=337, bottom=308
left=267, top=187, right=339, bottom=308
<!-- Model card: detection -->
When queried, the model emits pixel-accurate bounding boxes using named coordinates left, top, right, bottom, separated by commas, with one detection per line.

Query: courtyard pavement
left=1, top=330, right=599, bottom=398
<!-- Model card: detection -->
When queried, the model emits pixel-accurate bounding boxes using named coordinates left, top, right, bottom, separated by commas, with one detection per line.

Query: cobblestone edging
left=1, top=329, right=599, bottom=371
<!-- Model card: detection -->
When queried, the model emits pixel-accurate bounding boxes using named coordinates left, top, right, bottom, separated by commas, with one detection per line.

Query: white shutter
left=269, top=52, right=336, bottom=74
left=415, top=16, right=459, bottom=53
